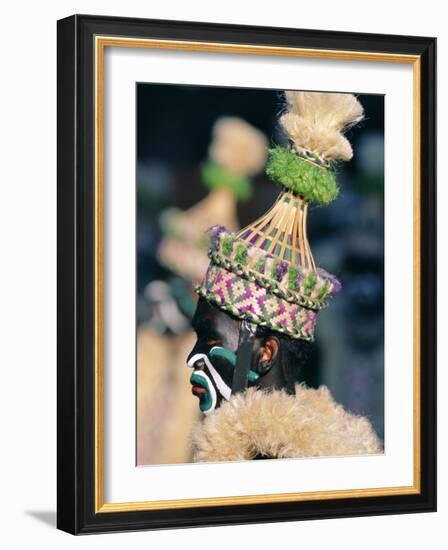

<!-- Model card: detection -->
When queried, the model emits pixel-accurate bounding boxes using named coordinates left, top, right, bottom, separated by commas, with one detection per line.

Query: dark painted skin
left=187, top=297, right=296, bottom=411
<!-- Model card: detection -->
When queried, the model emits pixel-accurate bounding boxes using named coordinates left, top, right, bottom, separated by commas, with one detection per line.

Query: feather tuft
left=280, top=91, right=364, bottom=161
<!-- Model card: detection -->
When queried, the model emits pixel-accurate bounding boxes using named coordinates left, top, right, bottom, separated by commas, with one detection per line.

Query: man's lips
left=190, top=372, right=207, bottom=398
left=191, top=384, right=206, bottom=398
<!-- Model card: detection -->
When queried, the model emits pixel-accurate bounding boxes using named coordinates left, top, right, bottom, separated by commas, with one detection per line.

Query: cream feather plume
left=209, top=117, right=268, bottom=177
left=280, top=91, right=364, bottom=161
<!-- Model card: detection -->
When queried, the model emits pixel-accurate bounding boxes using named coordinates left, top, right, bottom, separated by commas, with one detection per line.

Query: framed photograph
left=57, top=14, right=436, bottom=534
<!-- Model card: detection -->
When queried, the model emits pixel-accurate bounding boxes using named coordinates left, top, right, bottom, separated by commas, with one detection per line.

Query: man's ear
left=255, top=336, right=280, bottom=376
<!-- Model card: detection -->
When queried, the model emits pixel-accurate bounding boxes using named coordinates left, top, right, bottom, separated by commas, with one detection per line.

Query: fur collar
left=192, top=385, right=382, bottom=462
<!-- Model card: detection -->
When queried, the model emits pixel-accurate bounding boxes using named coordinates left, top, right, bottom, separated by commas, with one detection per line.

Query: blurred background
left=136, top=84, right=384, bottom=466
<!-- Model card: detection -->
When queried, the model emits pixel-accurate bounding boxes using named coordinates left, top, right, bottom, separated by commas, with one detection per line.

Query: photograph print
left=136, top=84, right=385, bottom=466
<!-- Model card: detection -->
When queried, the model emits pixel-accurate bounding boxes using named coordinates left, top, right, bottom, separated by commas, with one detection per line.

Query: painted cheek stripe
left=210, top=346, right=259, bottom=382
left=209, top=346, right=237, bottom=366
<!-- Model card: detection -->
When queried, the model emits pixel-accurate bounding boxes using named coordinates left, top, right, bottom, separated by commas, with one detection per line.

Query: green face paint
left=209, top=346, right=236, bottom=366
left=209, top=346, right=259, bottom=382
left=190, top=371, right=216, bottom=413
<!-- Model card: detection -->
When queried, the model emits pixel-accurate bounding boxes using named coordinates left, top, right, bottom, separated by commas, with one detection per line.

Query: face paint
left=188, top=346, right=260, bottom=414
left=210, top=346, right=259, bottom=383
left=188, top=298, right=260, bottom=413
left=189, top=369, right=217, bottom=413
left=187, top=352, right=232, bottom=414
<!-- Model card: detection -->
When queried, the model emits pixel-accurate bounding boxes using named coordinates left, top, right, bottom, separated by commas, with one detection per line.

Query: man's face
left=187, top=298, right=240, bottom=414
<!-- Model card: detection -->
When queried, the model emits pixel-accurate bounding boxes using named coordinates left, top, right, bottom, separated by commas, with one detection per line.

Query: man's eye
left=206, top=338, right=221, bottom=346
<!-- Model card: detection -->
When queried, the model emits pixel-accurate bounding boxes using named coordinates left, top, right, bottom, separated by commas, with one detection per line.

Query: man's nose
left=186, top=348, right=207, bottom=369
left=193, top=358, right=206, bottom=371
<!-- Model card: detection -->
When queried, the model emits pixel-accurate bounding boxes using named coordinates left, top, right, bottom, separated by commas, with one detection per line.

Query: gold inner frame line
left=94, top=35, right=421, bottom=514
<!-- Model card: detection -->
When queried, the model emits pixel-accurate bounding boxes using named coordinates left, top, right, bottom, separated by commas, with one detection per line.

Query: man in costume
left=187, top=91, right=382, bottom=462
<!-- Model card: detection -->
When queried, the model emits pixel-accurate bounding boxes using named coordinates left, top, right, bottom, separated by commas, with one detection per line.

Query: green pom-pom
left=288, top=265, right=299, bottom=290
left=201, top=161, right=253, bottom=201
left=266, top=146, right=339, bottom=205
left=221, top=235, right=234, bottom=257
left=234, top=243, right=248, bottom=265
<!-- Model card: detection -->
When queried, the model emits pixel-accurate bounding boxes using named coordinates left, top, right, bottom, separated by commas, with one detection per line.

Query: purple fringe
left=275, top=261, right=288, bottom=281
left=295, top=272, right=304, bottom=289
left=317, top=268, right=342, bottom=294
left=208, top=225, right=228, bottom=252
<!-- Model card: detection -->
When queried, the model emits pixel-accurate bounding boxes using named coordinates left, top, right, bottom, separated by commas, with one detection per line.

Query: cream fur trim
left=192, top=385, right=382, bottom=462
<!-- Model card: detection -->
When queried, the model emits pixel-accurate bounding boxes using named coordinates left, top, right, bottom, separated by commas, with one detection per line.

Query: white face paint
left=187, top=353, right=232, bottom=413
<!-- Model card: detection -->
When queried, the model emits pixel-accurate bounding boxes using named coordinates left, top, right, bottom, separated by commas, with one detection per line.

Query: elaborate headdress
left=158, top=117, right=267, bottom=281
left=196, top=91, right=364, bottom=346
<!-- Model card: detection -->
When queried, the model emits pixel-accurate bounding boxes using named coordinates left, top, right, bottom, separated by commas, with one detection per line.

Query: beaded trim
left=289, top=140, right=332, bottom=169
left=195, top=226, right=341, bottom=340
left=208, top=251, right=330, bottom=310
left=196, top=265, right=317, bottom=341
left=207, top=227, right=341, bottom=309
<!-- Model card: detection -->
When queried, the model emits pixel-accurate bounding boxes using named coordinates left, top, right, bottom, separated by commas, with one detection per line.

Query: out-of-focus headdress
left=158, top=117, right=267, bottom=281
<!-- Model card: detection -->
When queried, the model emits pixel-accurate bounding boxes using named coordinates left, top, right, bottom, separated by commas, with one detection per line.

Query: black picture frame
left=57, top=14, right=436, bottom=535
